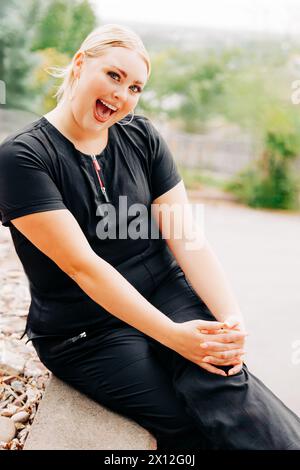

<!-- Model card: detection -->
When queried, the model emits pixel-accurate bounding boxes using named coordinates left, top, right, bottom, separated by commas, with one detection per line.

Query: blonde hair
left=46, top=23, right=151, bottom=103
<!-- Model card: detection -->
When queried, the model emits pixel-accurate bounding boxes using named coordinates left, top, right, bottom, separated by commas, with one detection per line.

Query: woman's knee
left=92, top=353, right=197, bottom=436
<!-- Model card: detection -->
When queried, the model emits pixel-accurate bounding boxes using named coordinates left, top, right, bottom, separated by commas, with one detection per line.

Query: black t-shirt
left=0, top=115, right=182, bottom=336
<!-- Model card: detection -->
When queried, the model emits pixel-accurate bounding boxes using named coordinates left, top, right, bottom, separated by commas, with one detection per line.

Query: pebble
left=0, top=417, right=16, bottom=443
left=24, top=358, right=49, bottom=377
left=10, top=380, right=25, bottom=394
left=11, top=411, right=30, bottom=424
left=13, top=392, right=28, bottom=407
left=0, top=345, right=26, bottom=375
left=0, top=224, right=50, bottom=450
left=0, top=405, right=19, bottom=417
left=15, top=422, right=26, bottom=431
left=0, top=317, right=26, bottom=334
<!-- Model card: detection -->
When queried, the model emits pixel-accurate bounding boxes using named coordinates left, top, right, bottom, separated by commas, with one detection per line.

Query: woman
left=0, top=24, right=299, bottom=450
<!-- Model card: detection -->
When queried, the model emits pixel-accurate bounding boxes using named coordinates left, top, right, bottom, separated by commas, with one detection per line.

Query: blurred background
left=2, top=0, right=300, bottom=209
left=0, top=0, right=300, bottom=430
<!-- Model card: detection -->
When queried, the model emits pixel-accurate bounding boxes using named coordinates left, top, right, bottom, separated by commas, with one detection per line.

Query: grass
left=178, top=165, right=229, bottom=191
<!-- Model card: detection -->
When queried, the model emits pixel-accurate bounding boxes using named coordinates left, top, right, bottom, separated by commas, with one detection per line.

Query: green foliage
left=225, top=164, right=299, bottom=210
left=31, top=0, right=96, bottom=56
left=0, top=0, right=97, bottom=113
left=30, top=48, right=70, bottom=112
left=178, top=165, right=227, bottom=190
left=225, top=105, right=300, bottom=210
left=139, top=48, right=229, bottom=132
left=0, top=0, right=41, bottom=110
left=1, top=6, right=300, bottom=210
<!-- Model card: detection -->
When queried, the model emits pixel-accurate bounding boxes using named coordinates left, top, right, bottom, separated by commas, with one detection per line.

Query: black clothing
left=1, top=114, right=299, bottom=450
left=32, top=262, right=300, bottom=450
left=0, top=115, right=181, bottom=338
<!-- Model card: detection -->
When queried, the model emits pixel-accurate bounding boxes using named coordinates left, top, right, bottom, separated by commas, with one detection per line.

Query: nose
left=112, top=86, right=128, bottom=104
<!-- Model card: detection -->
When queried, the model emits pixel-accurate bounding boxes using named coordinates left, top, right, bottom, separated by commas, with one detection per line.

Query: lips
left=94, top=99, right=116, bottom=123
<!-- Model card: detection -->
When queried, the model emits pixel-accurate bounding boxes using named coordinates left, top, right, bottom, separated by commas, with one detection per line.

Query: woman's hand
left=199, top=315, right=247, bottom=376
left=223, top=315, right=247, bottom=376
left=170, top=319, right=247, bottom=377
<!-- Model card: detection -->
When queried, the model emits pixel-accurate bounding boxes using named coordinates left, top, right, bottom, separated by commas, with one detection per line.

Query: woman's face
left=70, top=46, right=148, bottom=132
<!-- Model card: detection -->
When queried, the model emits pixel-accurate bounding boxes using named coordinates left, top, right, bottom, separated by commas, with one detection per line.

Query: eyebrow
left=108, top=65, right=145, bottom=86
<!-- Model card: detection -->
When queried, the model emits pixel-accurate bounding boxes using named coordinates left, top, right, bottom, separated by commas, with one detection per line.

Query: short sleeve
left=144, top=118, right=182, bottom=201
left=0, top=138, right=67, bottom=228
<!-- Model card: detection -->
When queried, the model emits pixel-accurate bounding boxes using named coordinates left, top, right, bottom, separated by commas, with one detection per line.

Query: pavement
left=188, top=194, right=300, bottom=416
left=24, top=375, right=156, bottom=450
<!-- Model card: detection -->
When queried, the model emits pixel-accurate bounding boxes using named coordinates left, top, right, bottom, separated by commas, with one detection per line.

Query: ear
left=72, top=51, right=85, bottom=78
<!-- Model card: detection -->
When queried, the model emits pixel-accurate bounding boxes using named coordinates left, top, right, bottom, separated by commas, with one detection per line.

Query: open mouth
left=94, top=99, right=117, bottom=122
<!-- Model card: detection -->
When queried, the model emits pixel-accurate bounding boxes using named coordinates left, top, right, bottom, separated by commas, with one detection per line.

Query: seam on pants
left=139, top=256, right=157, bottom=290
left=106, top=354, right=153, bottom=380
left=286, top=440, right=300, bottom=450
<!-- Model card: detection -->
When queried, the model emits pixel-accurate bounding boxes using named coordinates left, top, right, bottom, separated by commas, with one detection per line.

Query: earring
left=117, top=110, right=135, bottom=126
left=69, top=77, right=79, bottom=101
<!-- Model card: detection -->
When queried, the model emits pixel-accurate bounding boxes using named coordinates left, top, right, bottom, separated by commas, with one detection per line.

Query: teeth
left=100, top=99, right=117, bottom=111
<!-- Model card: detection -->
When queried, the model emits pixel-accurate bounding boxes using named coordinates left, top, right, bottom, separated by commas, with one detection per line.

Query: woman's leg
left=148, top=265, right=300, bottom=450
left=32, top=325, right=207, bottom=450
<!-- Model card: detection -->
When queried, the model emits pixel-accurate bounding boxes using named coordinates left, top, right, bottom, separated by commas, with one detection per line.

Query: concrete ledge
left=24, top=374, right=157, bottom=450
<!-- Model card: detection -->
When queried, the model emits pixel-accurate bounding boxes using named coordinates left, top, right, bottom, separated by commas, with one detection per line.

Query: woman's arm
left=11, top=209, right=176, bottom=346
left=152, top=180, right=246, bottom=329
left=12, top=208, right=245, bottom=376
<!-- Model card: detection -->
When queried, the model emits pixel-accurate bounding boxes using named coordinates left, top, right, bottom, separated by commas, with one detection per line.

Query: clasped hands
left=198, top=315, right=247, bottom=376
left=172, top=315, right=247, bottom=377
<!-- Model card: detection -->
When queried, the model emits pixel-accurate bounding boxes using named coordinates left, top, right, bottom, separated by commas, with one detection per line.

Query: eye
left=107, top=71, right=142, bottom=94
left=130, top=84, right=142, bottom=94
left=107, top=71, right=120, bottom=81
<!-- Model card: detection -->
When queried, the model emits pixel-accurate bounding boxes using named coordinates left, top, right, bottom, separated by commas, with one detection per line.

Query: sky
left=90, top=0, right=300, bottom=35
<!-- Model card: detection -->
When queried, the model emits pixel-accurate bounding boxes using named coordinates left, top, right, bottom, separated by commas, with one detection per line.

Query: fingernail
left=200, top=343, right=208, bottom=348
left=202, top=357, right=210, bottom=362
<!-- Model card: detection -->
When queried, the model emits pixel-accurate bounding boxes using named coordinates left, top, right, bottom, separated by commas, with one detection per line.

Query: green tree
left=63, top=0, right=96, bottom=55
left=218, top=59, right=300, bottom=209
left=0, top=0, right=97, bottom=113
left=0, top=0, right=41, bottom=110
left=225, top=103, right=300, bottom=209
left=29, top=0, right=97, bottom=113
left=32, top=0, right=96, bottom=56
left=30, top=48, right=70, bottom=112
left=139, top=48, right=233, bottom=133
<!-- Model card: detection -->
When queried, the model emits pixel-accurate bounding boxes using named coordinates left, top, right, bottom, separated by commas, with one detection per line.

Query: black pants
left=32, top=254, right=300, bottom=450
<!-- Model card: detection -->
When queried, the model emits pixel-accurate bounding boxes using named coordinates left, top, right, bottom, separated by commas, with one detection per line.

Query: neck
left=44, top=98, right=108, bottom=145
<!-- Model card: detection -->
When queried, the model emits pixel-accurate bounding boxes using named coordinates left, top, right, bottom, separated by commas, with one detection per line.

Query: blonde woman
left=0, top=24, right=299, bottom=450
